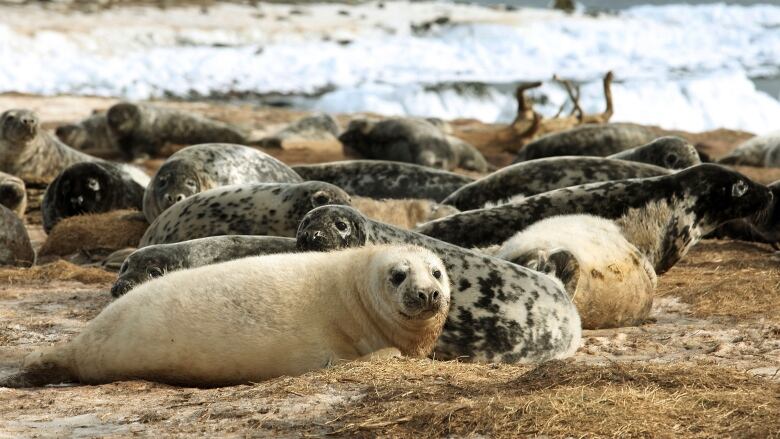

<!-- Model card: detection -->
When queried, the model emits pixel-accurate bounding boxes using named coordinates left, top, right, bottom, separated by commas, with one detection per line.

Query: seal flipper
left=0, top=347, right=76, bottom=388
left=509, top=248, right=580, bottom=296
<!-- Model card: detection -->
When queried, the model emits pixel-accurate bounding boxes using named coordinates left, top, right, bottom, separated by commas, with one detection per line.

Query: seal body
left=55, top=112, right=119, bottom=157
left=139, top=181, right=352, bottom=247
left=0, top=109, right=100, bottom=182
left=143, top=143, right=302, bottom=221
left=442, top=157, right=671, bottom=211
left=293, top=160, right=474, bottom=202
left=111, top=235, right=297, bottom=297
left=0, top=171, right=27, bottom=217
left=718, top=130, right=780, bottom=167
left=42, top=162, right=149, bottom=233
left=495, top=214, right=657, bottom=329
left=258, top=113, right=340, bottom=148
left=417, top=164, right=773, bottom=274
left=5, top=245, right=450, bottom=387
left=0, top=204, right=34, bottom=267
left=609, top=136, right=701, bottom=169
left=339, top=118, right=488, bottom=172
left=514, top=123, right=657, bottom=163
left=296, top=205, right=582, bottom=363
left=106, top=102, right=247, bottom=159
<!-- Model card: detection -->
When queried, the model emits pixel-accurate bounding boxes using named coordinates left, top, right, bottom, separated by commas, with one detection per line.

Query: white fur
left=496, top=214, right=657, bottom=329
left=481, top=193, right=527, bottom=209
left=119, top=164, right=151, bottom=187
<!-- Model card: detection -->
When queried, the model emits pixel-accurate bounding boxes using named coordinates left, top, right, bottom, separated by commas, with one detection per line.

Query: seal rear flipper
left=0, top=364, right=75, bottom=388
left=508, top=248, right=580, bottom=296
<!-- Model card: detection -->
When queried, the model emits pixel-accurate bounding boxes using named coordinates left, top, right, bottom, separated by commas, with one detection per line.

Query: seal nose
left=417, top=289, right=441, bottom=308
left=20, top=115, right=36, bottom=129
left=110, top=280, right=132, bottom=298
left=164, top=193, right=187, bottom=205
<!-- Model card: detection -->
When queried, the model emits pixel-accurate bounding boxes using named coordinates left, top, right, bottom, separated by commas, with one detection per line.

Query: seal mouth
left=110, top=279, right=133, bottom=298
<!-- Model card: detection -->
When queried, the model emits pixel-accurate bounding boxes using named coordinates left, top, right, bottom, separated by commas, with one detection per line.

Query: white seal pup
left=292, top=160, right=474, bottom=202
left=495, top=214, right=657, bottom=329
left=718, top=129, right=780, bottom=167
left=0, top=171, right=27, bottom=217
left=2, top=245, right=450, bottom=387
left=143, top=143, right=302, bottom=222
left=0, top=204, right=35, bottom=267
left=139, top=181, right=352, bottom=247
left=42, top=162, right=150, bottom=233
left=417, top=164, right=773, bottom=274
left=296, top=205, right=582, bottom=363
left=0, top=109, right=100, bottom=182
left=111, top=235, right=297, bottom=297
left=609, top=136, right=701, bottom=169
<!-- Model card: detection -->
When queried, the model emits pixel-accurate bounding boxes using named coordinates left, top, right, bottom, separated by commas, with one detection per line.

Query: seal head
left=0, top=109, right=38, bottom=146
left=150, top=159, right=202, bottom=212
left=296, top=205, right=368, bottom=251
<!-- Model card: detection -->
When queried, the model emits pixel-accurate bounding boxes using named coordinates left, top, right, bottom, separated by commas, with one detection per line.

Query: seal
left=352, top=196, right=459, bottom=229
left=0, top=171, right=27, bottom=217
left=609, top=136, right=701, bottom=169
left=258, top=113, right=340, bottom=148
left=111, top=235, right=297, bottom=297
left=513, top=123, right=658, bottom=163
left=292, top=160, right=475, bottom=202
left=494, top=214, right=657, bottom=329
left=42, top=162, right=150, bottom=233
left=718, top=129, right=780, bottom=167
left=339, top=117, right=489, bottom=172
left=55, top=112, right=119, bottom=157
left=296, top=205, right=582, bottom=363
left=139, top=181, right=352, bottom=247
left=416, top=164, right=773, bottom=274
left=442, top=157, right=671, bottom=211
left=143, top=143, right=302, bottom=222
left=2, top=245, right=450, bottom=387
left=0, top=204, right=35, bottom=267
left=709, top=180, right=780, bottom=249
left=0, top=109, right=100, bottom=182
left=106, top=102, right=248, bottom=159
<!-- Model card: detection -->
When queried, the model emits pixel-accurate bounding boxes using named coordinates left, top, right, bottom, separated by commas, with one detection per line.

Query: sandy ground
left=0, top=94, right=779, bottom=437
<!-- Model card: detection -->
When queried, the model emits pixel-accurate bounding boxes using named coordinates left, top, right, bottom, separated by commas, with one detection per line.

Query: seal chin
left=111, top=279, right=133, bottom=298
left=296, top=229, right=336, bottom=252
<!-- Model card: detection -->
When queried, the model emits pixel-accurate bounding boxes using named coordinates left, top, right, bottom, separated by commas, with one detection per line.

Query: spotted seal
left=2, top=245, right=450, bottom=387
left=143, top=143, right=302, bottom=222
left=111, top=235, right=297, bottom=297
left=442, top=157, right=671, bottom=211
left=292, top=160, right=475, bottom=202
left=55, top=112, right=119, bottom=156
left=0, top=109, right=100, bottom=182
left=106, top=102, right=248, bottom=159
left=258, top=113, right=340, bottom=148
left=718, top=130, right=780, bottom=167
left=42, top=162, right=150, bottom=233
left=609, top=136, right=701, bottom=169
left=339, top=117, right=489, bottom=172
left=296, top=205, right=581, bottom=363
left=0, top=171, right=27, bottom=217
left=139, top=181, right=352, bottom=247
left=0, top=204, right=34, bottom=267
left=417, top=164, right=773, bottom=274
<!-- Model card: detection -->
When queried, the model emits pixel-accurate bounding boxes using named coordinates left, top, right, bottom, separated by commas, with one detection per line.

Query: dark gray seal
left=292, top=160, right=475, bottom=202
left=0, top=204, right=34, bottom=267
left=339, top=117, right=489, bottom=172
left=143, top=143, right=302, bottom=222
left=417, top=164, right=773, bottom=274
left=139, top=181, right=352, bottom=247
left=106, top=102, right=248, bottom=159
left=0, top=109, right=100, bottom=182
left=442, top=157, right=671, bottom=211
left=0, top=171, right=27, bottom=217
left=513, top=123, right=658, bottom=163
left=295, top=205, right=581, bottom=363
left=55, top=112, right=119, bottom=157
left=111, top=235, right=297, bottom=297
left=258, top=113, right=340, bottom=148
left=610, top=136, right=701, bottom=169
left=42, top=162, right=149, bottom=233
left=709, top=180, right=780, bottom=249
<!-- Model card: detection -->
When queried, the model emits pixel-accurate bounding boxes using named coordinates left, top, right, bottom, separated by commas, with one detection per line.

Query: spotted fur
left=609, top=136, right=701, bottom=169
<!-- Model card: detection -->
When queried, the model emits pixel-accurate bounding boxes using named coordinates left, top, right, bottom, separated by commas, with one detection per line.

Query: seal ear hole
left=665, top=153, right=679, bottom=168
left=390, top=270, right=407, bottom=287
left=732, top=180, right=748, bottom=198
left=147, top=267, right=164, bottom=279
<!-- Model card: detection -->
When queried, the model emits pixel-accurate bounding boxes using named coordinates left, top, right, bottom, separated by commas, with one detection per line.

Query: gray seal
left=442, top=157, right=671, bottom=211
left=709, top=180, right=780, bottom=249
left=339, top=117, right=489, bottom=172
left=258, top=113, right=340, bottom=148
left=42, top=162, right=148, bottom=233
left=143, top=143, right=302, bottom=222
left=718, top=130, right=780, bottom=167
left=139, top=181, right=352, bottom=247
left=610, top=136, right=701, bottom=169
left=111, top=235, right=296, bottom=297
left=106, top=102, right=248, bottom=159
left=0, top=109, right=100, bottom=182
left=417, top=164, right=773, bottom=274
left=295, top=205, right=581, bottom=363
left=0, top=204, right=34, bottom=267
left=0, top=171, right=27, bottom=217
left=292, top=160, right=475, bottom=202
left=513, top=123, right=658, bottom=163
left=55, top=112, right=119, bottom=157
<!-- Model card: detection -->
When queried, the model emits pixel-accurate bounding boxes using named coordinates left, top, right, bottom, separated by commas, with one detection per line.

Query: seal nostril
left=418, top=291, right=427, bottom=302
left=175, top=194, right=186, bottom=202
left=431, top=290, right=439, bottom=301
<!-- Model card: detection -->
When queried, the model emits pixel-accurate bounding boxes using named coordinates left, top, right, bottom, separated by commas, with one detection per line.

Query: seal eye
left=390, top=271, right=406, bottom=286
left=87, top=178, right=100, bottom=192
left=185, top=179, right=197, bottom=189
left=432, top=269, right=442, bottom=279
left=147, top=267, right=164, bottom=278
left=335, top=221, right=348, bottom=232
left=665, top=153, right=679, bottom=168
left=732, top=181, right=748, bottom=198
left=119, top=261, right=128, bottom=274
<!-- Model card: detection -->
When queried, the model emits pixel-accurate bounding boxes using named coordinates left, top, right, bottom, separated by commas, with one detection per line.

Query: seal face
left=139, top=181, right=352, bottom=247
left=143, top=143, right=303, bottom=221
left=293, top=160, right=474, bottom=202
left=608, top=136, right=701, bottom=169
left=42, top=162, right=147, bottom=233
left=0, top=204, right=35, bottom=267
left=417, top=164, right=772, bottom=274
left=708, top=180, right=780, bottom=249
left=296, top=205, right=582, bottom=363
left=111, top=235, right=297, bottom=297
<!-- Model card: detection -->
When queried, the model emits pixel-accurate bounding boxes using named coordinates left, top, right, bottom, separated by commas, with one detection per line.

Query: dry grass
left=352, top=196, right=459, bottom=229
left=0, top=260, right=115, bottom=284
left=39, top=210, right=148, bottom=257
